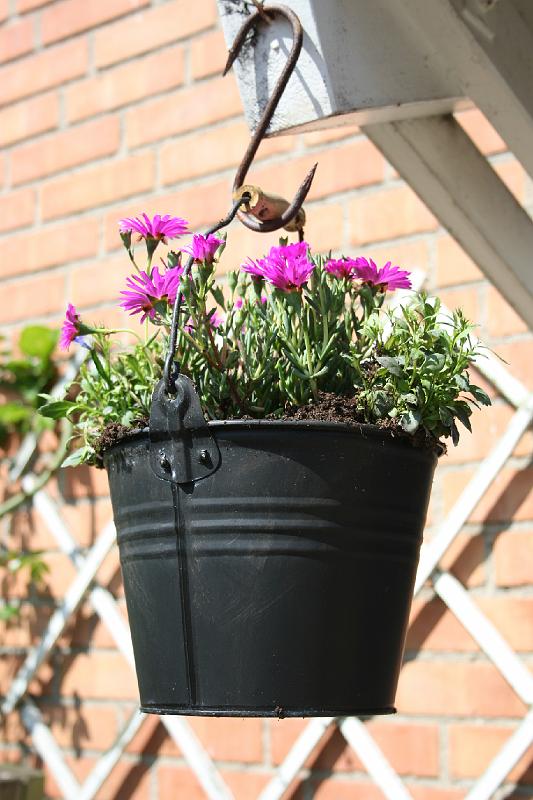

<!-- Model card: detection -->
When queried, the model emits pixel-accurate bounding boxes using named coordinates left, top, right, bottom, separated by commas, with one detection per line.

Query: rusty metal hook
left=223, top=3, right=317, bottom=234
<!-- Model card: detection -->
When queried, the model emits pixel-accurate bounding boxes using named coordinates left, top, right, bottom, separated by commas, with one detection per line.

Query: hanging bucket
left=104, top=375, right=437, bottom=717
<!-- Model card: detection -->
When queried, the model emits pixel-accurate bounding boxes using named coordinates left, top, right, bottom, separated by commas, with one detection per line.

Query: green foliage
left=40, top=336, right=165, bottom=465
left=0, top=551, right=50, bottom=621
left=0, top=550, right=49, bottom=584
left=0, top=325, right=59, bottom=445
left=0, top=324, right=61, bottom=620
left=46, top=240, right=491, bottom=466
left=351, top=296, right=490, bottom=443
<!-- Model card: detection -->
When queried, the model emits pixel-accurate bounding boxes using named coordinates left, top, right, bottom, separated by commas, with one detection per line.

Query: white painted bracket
left=217, top=0, right=465, bottom=135
left=219, top=0, right=533, bottom=182
left=364, top=114, right=533, bottom=329
left=400, top=0, right=533, bottom=180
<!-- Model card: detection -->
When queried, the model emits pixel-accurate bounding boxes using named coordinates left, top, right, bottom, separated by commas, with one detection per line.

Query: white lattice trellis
left=1, top=279, right=532, bottom=800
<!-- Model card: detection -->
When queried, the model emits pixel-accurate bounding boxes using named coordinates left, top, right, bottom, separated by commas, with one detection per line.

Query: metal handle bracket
left=149, top=375, right=220, bottom=484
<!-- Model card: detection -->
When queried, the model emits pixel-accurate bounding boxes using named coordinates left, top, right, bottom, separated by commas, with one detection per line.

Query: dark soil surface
left=280, top=392, right=444, bottom=454
left=94, top=418, right=148, bottom=466
left=95, top=394, right=443, bottom=461
left=281, top=392, right=366, bottom=424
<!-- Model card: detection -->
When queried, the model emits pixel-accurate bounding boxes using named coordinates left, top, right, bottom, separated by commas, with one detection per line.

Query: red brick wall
left=1, top=1, right=532, bottom=798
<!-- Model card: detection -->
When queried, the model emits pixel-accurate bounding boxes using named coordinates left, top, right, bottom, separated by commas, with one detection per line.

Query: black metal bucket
left=104, top=378, right=437, bottom=717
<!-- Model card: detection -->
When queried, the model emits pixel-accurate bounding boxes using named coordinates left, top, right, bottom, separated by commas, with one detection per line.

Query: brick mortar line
left=0, top=32, right=93, bottom=111
left=33, top=5, right=42, bottom=51
left=26, top=3, right=185, bottom=52
left=86, top=27, right=95, bottom=78
left=261, top=717, right=271, bottom=768
left=16, top=0, right=55, bottom=16
left=0, top=256, right=109, bottom=287
left=0, top=179, right=440, bottom=244
left=0, top=181, right=421, bottom=249
left=0, top=123, right=366, bottom=196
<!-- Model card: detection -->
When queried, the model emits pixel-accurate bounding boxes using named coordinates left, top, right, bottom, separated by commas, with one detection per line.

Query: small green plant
left=0, top=325, right=59, bottom=445
left=0, top=551, right=49, bottom=621
left=40, top=213, right=490, bottom=465
left=0, top=325, right=61, bottom=620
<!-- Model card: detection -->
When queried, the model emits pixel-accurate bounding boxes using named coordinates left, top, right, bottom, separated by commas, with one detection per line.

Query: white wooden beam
left=401, top=0, right=533, bottom=180
left=217, top=0, right=463, bottom=135
left=415, top=395, right=533, bottom=594
left=434, top=572, right=533, bottom=704
left=465, top=709, right=533, bottom=800
left=258, top=717, right=335, bottom=800
left=340, top=718, right=414, bottom=800
left=21, top=701, right=81, bottom=800
left=1, top=523, right=116, bottom=716
left=76, top=710, right=146, bottom=800
left=364, top=114, right=533, bottom=329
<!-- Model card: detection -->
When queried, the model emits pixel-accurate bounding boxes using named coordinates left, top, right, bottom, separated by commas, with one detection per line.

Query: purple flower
left=208, top=309, right=224, bottom=329
left=59, top=304, right=82, bottom=350
left=119, top=213, right=188, bottom=243
left=354, top=258, right=412, bottom=291
left=120, top=266, right=183, bottom=322
left=234, top=297, right=244, bottom=310
left=324, top=258, right=360, bottom=279
left=183, top=233, right=224, bottom=264
left=242, top=242, right=314, bottom=292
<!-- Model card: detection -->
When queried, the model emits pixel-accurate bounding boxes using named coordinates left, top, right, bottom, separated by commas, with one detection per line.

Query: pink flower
left=209, top=309, right=224, bottom=329
left=242, top=242, right=314, bottom=292
left=324, top=258, right=360, bottom=279
left=234, top=297, right=244, bottom=310
left=353, top=258, right=412, bottom=291
left=120, top=266, right=183, bottom=322
left=119, top=213, right=188, bottom=243
left=183, top=233, right=224, bottom=264
left=59, top=304, right=82, bottom=350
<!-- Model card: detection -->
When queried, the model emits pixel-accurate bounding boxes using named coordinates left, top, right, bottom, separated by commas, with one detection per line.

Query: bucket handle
left=153, top=3, right=314, bottom=472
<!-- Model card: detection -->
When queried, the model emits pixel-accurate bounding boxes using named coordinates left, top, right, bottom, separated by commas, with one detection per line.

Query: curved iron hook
left=223, top=3, right=317, bottom=234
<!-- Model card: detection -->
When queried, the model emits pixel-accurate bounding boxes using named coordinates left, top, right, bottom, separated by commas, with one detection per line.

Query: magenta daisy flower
left=242, top=242, right=314, bottom=292
left=120, top=266, right=183, bottom=322
left=354, top=258, right=412, bottom=291
left=324, top=258, right=360, bottom=279
left=119, top=213, right=188, bottom=243
left=183, top=233, right=224, bottom=264
left=59, top=304, right=83, bottom=350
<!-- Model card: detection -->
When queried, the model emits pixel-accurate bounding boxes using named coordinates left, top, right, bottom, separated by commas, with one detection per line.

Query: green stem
left=205, top=326, right=248, bottom=412
left=127, top=249, right=142, bottom=274
left=303, top=327, right=318, bottom=400
left=94, top=327, right=144, bottom=342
